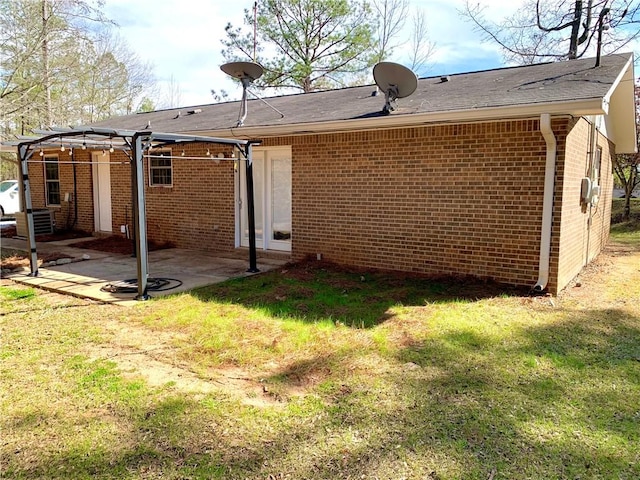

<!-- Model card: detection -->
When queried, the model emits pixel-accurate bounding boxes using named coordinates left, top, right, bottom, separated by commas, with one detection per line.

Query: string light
left=109, top=139, right=114, bottom=153
left=81, top=136, right=87, bottom=150
left=68, top=148, right=73, bottom=156
left=39, top=149, right=44, bottom=157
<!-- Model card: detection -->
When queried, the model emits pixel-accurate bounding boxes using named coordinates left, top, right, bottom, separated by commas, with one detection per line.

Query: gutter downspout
left=533, top=114, right=557, bottom=293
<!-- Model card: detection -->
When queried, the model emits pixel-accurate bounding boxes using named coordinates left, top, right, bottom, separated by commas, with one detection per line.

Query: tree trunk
left=41, top=0, right=52, bottom=127
left=568, top=0, right=583, bottom=59
left=623, top=167, right=637, bottom=221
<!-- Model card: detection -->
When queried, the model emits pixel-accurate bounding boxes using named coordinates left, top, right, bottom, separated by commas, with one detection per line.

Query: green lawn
left=610, top=197, right=640, bottom=245
left=1, top=209, right=639, bottom=479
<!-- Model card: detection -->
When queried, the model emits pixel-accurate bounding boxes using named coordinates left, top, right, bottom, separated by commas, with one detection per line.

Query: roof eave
left=602, top=54, right=637, bottom=154
left=189, top=98, right=607, bottom=139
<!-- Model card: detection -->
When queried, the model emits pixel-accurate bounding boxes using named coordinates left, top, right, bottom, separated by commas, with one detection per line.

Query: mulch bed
left=1, top=227, right=173, bottom=256
left=72, top=235, right=175, bottom=255
left=0, top=225, right=17, bottom=238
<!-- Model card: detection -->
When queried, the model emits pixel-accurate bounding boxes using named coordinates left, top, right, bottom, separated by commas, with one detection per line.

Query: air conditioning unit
left=16, top=209, right=54, bottom=237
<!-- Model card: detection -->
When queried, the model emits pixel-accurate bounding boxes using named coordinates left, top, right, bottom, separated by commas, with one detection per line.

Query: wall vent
left=16, top=209, right=54, bottom=237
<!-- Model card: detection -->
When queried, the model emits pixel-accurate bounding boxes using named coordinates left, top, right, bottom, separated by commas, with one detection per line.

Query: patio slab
left=2, top=237, right=289, bottom=306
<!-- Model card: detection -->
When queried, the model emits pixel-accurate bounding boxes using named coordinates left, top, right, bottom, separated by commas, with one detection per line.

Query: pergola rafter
left=3, top=127, right=261, bottom=300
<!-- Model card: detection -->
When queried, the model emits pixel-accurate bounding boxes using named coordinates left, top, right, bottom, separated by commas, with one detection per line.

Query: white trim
left=602, top=54, right=634, bottom=109
left=534, top=114, right=557, bottom=293
left=43, top=153, right=60, bottom=206
left=147, top=148, right=173, bottom=187
left=237, top=146, right=292, bottom=252
left=92, top=151, right=113, bottom=233
left=188, top=99, right=606, bottom=139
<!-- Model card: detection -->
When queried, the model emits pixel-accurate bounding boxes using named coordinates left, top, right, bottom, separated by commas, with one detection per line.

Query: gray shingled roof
left=88, top=53, right=633, bottom=135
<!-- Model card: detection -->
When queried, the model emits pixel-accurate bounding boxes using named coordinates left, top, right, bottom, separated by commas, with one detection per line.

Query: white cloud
left=104, top=0, right=248, bottom=107
left=102, top=0, right=531, bottom=107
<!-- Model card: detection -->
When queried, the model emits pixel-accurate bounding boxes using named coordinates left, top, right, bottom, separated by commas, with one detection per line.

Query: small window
left=44, top=155, right=60, bottom=205
left=149, top=150, right=172, bottom=187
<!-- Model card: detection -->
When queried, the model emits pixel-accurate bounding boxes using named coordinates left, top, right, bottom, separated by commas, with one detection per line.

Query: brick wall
left=555, top=117, right=614, bottom=291
left=287, top=120, right=554, bottom=289
left=25, top=149, right=94, bottom=233
left=27, top=144, right=236, bottom=253
left=24, top=116, right=614, bottom=293
left=72, top=143, right=236, bottom=252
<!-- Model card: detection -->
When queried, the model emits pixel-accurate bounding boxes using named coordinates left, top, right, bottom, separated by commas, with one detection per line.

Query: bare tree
left=372, top=0, right=409, bottom=63
left=408, top=8, right=436, bottom=75
left=372, top=0, right=435, bottom=76
left=461, top=0, right=640, bottom=65
left=159, top=75, right=183, bottom=109
left=0, top=0, right=156, bottom=135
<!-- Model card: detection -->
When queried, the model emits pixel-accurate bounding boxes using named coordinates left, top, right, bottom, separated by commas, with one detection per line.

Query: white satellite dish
left=220, top=61, right=264, bottom=82
left=373, top=62, right=418, bottom=115
left=220, top=61, right=264, bottom=127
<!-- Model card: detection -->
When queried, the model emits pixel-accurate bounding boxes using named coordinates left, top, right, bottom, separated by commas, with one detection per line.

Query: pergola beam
left=7, top=128, right=258, bottom=300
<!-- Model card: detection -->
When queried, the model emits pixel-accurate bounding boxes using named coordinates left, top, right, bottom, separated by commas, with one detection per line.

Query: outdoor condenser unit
left=16, top=209, right=54, bottom=237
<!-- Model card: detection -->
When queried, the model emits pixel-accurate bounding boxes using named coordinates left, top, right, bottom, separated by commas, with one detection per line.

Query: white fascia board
left=603, top=57, right=637, bottom=154
left=189, top=98, right=606, bottom=139
left=602, top=54, right=634, bottom=112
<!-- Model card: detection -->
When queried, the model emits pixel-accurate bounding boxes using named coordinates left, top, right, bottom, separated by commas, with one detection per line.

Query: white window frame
left=148, top=149, right=173, bottom=187
left=44, top=154, right=60, bottom=206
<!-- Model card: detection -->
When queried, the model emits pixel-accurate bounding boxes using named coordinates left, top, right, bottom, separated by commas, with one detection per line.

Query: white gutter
left=188, top=98, right=606, bottom=140
left=533, top=113, right=557, bottom=293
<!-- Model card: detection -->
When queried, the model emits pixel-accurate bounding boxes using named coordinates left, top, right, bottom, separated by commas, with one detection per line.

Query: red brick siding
left=555, top=117, right=614, bottom=291
left=141, top=144, right=236, bottom=251
left=24, top=116, right=614, bottom=293
left=25, top=150, right=94, bottom=233
left=287, top=120, right=552, bottom=289
left=26, top=145, right=236, bottom=252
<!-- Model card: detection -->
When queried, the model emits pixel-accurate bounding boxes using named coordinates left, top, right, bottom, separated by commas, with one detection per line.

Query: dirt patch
left=1, top=249, right=73, bottom=271
left=557, top=240, right=639, bottom=307
left=85, top=317, right=291, bottom=407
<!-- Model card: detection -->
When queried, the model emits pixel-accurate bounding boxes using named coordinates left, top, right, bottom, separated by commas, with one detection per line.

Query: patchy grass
left=2, top=243, right=640, bottom=479
left=610, top=198, right=640, bottom=246
left=1, top=206, right=639, bottom=479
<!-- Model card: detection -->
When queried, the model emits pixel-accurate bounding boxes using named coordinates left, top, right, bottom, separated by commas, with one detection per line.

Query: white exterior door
left=238, top=147, right=291, bottom=252
left=92, top=151, right=112, bottom=233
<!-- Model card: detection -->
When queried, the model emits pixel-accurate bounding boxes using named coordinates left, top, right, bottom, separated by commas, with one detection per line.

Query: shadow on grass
left=190, top=261, right=528, bottom=328
left=6, top=307, right=639, bottom=479
left=255, top=307, right=640, bottom=478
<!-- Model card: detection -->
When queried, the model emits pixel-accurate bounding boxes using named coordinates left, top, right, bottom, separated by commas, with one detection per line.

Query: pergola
left=5, top=127, right=260, bottom=300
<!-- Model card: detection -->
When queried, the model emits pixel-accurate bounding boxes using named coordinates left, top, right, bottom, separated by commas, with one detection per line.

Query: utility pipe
left=533, top=114, right=557, bottom=293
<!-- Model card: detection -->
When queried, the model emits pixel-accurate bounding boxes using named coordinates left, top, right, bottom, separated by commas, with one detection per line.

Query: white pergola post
left=18, top=144, right=38, bottom=276
left=132, top=134, right=150, bottom=299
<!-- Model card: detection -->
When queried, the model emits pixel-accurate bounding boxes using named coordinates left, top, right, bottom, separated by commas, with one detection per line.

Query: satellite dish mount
left=220, top=61, right=264, bottom=127
left=373, top=62, right=418, bottom=115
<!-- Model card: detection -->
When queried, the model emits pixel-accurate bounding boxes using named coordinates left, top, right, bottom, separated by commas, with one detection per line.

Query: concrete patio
left=1, top=236, right=289, bottom=306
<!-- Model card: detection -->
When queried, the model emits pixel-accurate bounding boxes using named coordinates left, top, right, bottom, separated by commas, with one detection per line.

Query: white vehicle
left=0, top=180, right=20, bottom=217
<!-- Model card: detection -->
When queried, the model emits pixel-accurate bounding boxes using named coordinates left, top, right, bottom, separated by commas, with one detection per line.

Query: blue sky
left=99, top=1, right=538, bottom=108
